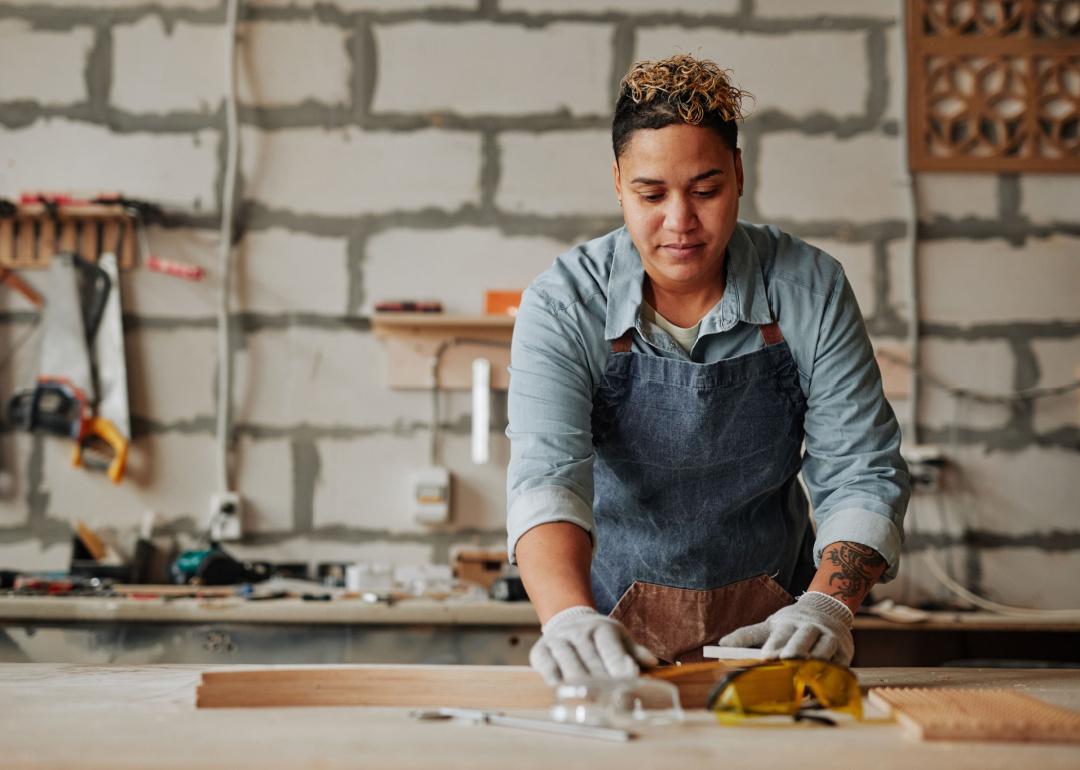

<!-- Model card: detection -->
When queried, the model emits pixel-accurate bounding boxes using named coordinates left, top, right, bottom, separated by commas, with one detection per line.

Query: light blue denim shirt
left=506, top=221, right=910, bottom=581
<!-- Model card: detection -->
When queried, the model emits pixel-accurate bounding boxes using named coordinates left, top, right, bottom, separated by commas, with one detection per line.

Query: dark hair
left=612, top=54, right=750, bottom=158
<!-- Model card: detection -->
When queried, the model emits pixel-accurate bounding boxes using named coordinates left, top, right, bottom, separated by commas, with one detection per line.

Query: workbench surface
left=0, top=595, right=540, bottom=625
left=4, top=595, right=1078, bottom=632
left=3, top=664, right=1079, bottom=769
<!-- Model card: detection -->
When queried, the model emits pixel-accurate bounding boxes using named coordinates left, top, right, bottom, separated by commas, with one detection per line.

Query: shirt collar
left=604, top=222, right=774, bottom=342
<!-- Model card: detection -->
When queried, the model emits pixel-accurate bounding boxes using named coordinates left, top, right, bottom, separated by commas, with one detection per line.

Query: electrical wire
left=900, top=374, right=1080, bottom=619
left=878, top=349, right=1080, bottom=403
left=909, top=495, right=1080, bottom=620
left=897, top=0, right=921, bottom=445
left=216, top=0, right=241, bottom=494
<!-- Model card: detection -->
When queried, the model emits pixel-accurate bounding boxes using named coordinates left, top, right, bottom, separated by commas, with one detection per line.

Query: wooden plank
left=870, top=687, right=1080, bottom=743
left=79, top=219, right=99, bottom=263
left=120, top=218, right=137, bottom=268
left=196, top=662, right=745, bottom=710
left=58, top=219, right=78, bottom=252
left=15, top=219, right=36, bottom=267
left=0, top=218, right=12, bottom=266
left=37, top=218, right=57, bottom=264
left=197, top=665, right=552, bottom=710
left=101, top=219, right=121, bottom=259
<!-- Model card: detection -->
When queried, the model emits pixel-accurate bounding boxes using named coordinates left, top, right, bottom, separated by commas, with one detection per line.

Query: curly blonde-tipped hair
left=613, top=54, right=751, bottom=157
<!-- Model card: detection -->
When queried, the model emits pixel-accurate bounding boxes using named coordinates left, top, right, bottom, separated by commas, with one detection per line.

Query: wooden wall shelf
left=0, top=202, right=138, bottom=269
left=371, top=313, right=514, bottom=391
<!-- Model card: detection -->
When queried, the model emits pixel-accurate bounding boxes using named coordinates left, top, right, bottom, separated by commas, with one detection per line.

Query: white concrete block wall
left=497, top=130, right=617, bottom=216
left=1031, top=339, right=1080, bottom=433
left=978, top=548, right=1080, bottom=610
left=373, top=22, right=613, bottom=116
left=236, top=437, right=294, bottom=532
left=0, top=120, right=218, bottom=210
left=919, top=237, right=1080, bottom=325
left=500, top=0, right=738, bottom=12
left=236, top=229, right=350, bottom=315
left=112, top=19, right=226, bottom=115
left=636, top=28, right=869, bottom=118
left=119, top=227, right=223, bottom=318
left=933, top=446, right=1080, bottom=536
left=3, top=0, right=218, bottom=7
left=43, top=432, right=220, bottom=525
left=0, top=21, right=94, bottom=105
left=313, top=433, right=431, bottom=531
left=0, top=0, right=1077, bottom=612
left=754, top=0, right=898, bottom=18
left=757, top=133, right=906, bottom=221
left=362, top=227, right=569, bottom=314
left=1019, top=176, right=1080, bottom=224
left=917, top=339, right=1015, bottom=430
left=238, top=20, right=353, bottom=108
left=241, top=127, right=482, bottom=215
left=127, top=328, right=218, bottom=423
left=808, top=239, right=875, bottom=314
left=233, top=329, right=430, bottom=427
left=251, top=0, right=474, bottom=8
left=916, top=175, right=999, bottom=220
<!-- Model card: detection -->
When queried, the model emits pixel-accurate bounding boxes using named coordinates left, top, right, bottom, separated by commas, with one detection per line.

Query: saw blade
left=92, top=252, right=131, bottom=440
left=40, top=253, right=95, bottom=399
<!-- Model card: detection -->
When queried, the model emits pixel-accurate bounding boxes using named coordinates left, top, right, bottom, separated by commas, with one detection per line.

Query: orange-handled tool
left=72, top=416, right=129, bottom=484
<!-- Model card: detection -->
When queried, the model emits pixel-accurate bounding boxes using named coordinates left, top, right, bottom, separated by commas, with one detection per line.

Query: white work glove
left=718, top=591, right=855, bottom=666
left=529, top=606, right=658, bottom=686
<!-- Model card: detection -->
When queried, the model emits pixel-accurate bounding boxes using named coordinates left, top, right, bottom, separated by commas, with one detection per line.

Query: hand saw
left=6, top=252, right=128, bottom=483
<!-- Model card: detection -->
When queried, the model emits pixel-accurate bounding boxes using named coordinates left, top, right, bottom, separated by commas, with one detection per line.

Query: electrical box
left=903, top=445, right=945, bottom=492
left=208, top=492, right=243, bottom=541
left=412, top=466, right=451, bottom=525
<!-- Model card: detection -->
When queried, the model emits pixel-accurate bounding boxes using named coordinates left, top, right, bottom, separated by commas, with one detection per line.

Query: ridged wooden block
left=869, top=687, right=1080, bottom=743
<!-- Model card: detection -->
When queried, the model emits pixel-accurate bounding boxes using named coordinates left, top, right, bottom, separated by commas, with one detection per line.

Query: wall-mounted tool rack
left=0, top=202, right=138, bottom=270
left=371, top=313, right=514, bottom=390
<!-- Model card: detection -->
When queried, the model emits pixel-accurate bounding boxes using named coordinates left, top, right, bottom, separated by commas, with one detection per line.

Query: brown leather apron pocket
left=608, top=575, right=795, bottom=664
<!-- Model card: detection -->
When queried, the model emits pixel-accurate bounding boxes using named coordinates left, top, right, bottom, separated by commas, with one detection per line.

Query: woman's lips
left=661, top=243, right=704, bottom=258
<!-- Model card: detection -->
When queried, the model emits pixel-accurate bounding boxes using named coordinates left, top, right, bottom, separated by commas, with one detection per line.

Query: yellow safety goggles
left=705, top=659, right=863, bottom=725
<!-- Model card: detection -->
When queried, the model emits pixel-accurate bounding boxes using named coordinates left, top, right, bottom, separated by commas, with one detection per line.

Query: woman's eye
left=693, top=188, right=718, bottom=197
left=640, top=193, right=663, bottom=202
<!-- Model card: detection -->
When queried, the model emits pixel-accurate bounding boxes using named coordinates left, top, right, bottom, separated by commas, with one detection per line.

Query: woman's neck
left=642, top=265, right=726, bottom=329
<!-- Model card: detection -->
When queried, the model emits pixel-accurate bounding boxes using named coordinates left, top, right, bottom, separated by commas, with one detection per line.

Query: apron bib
left=590, top=319, right=816, bottom=663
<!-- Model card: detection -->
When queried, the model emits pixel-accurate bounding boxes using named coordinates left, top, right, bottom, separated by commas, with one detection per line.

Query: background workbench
left=2, top=595, right=1078, bottom=667
left=3, top=664, right=1080, bottom=769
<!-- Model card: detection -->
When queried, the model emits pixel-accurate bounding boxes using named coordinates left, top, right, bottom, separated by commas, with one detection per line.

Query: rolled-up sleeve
left=505, top=287, right=598, bottom=563
left=801, top=269, right=911, bottom=581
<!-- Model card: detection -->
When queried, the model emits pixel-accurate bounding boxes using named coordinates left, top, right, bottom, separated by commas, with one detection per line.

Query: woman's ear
left=734, top=149, right=744, bottom=197
left=613, top=159, right=623, bottom=206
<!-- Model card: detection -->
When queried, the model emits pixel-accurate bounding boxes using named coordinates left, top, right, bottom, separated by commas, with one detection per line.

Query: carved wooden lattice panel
left=907, top=0, right=1080, bottom=172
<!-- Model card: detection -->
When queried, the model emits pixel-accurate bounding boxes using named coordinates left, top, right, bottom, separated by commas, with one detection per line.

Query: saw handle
left=72, top=416, right=129, bottom=484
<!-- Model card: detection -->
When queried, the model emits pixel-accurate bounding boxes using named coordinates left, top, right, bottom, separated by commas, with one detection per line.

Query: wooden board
left=196, top=661, right=748, bottom=710
left=869, top=687, right=1080, bottom=743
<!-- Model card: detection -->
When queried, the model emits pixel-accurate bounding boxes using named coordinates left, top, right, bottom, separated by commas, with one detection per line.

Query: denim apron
left=590, top=319, right=817, bottom=663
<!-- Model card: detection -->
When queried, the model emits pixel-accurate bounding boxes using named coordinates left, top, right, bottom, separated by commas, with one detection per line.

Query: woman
left=506, top=55, right=909, bottom=684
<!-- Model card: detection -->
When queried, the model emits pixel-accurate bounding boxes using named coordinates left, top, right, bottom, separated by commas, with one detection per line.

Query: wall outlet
left=903, top=444, right=945, bottom=492
left=208, top=492, right=243, bottom=542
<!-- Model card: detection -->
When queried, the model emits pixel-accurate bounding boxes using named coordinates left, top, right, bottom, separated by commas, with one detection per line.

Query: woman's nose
left=663, top=195, right=697, bottom=232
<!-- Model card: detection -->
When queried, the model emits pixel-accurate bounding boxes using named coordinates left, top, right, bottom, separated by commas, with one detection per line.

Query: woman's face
left=613, top=123, right=743, bottom=294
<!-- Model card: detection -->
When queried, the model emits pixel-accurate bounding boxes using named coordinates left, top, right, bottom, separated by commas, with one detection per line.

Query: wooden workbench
left=3, top=664, right=1079, bottom=769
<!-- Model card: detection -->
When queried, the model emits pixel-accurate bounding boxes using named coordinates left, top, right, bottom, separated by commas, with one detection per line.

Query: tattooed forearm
left=810, top=542, right=887, bottom=610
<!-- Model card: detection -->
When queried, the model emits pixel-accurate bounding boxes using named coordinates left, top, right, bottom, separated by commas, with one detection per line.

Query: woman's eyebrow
left=630, top=168, right=724, bottom=185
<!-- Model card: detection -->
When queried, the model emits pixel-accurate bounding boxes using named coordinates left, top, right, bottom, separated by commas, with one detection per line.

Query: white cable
left=216, top=0, right=241, bottom=493
left=910, top=495, right=1080, bottom=619
left=897, top=0, right=920, bottom=445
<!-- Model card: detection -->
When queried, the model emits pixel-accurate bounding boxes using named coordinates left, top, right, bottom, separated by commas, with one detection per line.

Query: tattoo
left=823, top=542, right=887, bottom=603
